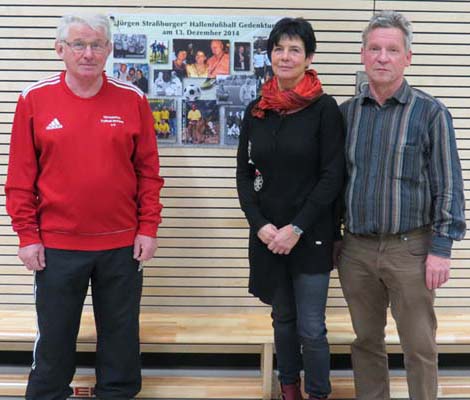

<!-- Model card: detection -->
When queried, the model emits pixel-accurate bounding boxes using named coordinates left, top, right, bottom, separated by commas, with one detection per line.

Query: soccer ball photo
left=183, top=84, right=201, bottom=101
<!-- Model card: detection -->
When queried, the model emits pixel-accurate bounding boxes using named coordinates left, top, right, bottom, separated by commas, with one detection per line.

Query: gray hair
left=56, top=14, right=111, bottom=42
left=362, top=10, right=413, bottom=52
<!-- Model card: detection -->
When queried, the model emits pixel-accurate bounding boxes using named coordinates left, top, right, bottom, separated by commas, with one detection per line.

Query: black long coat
left=236, top=94, right=345, bottom=304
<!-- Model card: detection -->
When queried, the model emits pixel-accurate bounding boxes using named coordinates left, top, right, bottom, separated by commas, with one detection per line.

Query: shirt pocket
left=392, top=144, right=421, bottom=183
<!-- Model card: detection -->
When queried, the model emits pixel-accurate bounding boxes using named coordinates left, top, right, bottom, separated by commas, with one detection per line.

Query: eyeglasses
left=62, top=40, right=109, bottom=54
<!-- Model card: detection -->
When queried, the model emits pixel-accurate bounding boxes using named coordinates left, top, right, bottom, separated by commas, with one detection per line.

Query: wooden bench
left=0, top=310, right=275, bottom=399
left=1, top=309, right=470, bottom=399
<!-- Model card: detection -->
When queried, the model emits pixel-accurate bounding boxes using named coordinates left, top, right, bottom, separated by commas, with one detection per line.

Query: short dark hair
left=267, top=17, right=316, bottom=61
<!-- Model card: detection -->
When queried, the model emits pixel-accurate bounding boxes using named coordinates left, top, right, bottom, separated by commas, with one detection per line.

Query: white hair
left=56, top=14, right=111, bottom=42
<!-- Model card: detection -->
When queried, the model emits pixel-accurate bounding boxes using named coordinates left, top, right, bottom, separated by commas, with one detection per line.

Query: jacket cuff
left=18, top=229, right=42, bottom=248
left=252, top=217, right=270, bottom=234
left=137, top=223, right=158, bottom=238
left=290, top=216, right=306, bottom=233
left=248, top=214, right=270, bottom=234
left=429, top=234, right=453, bottom=258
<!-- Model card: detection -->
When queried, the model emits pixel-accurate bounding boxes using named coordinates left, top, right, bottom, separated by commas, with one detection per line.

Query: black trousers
left=26, top=246, right=143, bottom=400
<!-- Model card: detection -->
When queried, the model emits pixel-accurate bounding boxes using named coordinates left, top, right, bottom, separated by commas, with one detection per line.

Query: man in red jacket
left=5, top=14, right=164, bottom=400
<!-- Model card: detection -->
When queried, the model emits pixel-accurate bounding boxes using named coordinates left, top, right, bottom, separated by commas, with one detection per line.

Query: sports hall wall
left=1, top=0, right=469, bottom=315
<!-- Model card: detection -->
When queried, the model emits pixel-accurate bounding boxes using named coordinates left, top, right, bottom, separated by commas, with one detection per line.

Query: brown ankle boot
left=280, top=380, right=303, bottom=400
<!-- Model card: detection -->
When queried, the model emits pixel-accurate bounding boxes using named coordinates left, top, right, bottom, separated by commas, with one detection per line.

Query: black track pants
left=26, top=246, right=143, bottom=400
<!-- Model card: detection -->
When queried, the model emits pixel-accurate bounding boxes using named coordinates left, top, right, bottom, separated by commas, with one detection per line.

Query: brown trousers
left=338, top=228, right=437, bottom=400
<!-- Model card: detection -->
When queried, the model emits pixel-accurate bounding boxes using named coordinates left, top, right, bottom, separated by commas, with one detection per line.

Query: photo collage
left=110, top=33, right=273, bottom=146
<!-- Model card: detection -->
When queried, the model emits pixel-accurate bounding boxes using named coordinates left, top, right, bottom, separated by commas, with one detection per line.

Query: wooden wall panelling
left=0, top=0, right=469, bottom=317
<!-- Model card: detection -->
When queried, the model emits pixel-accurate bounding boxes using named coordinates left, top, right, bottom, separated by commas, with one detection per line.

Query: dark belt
left=346, top=225, right=431, bottom=241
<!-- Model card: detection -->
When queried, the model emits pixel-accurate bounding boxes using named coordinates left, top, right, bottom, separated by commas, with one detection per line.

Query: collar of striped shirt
left=360, top=79, right=411, bottom=105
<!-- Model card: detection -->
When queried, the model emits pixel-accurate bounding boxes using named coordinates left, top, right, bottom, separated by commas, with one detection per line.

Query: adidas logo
left=46, top=118, right=63, bottom=130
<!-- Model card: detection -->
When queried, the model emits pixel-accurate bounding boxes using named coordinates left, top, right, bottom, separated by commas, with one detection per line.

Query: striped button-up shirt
left=340, top=80, right=466, bottom=257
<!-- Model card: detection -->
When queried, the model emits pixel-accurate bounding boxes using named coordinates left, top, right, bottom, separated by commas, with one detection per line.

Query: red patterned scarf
left=251, top=69, right=323, bottom=119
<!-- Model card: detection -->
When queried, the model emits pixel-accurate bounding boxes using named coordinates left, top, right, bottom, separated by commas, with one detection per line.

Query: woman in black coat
left=236, top=18, right=344, bottom=400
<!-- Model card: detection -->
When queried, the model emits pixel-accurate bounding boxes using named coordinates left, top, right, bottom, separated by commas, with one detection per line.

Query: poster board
left=106, top=14, right=280, bottom=147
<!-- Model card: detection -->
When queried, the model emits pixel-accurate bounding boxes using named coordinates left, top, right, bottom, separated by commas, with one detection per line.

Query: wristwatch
left=291, top=224, right=304, bottom=236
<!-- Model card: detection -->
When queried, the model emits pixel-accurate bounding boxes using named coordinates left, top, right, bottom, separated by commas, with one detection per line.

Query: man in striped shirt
left=337, top=11, right=465, bottom=400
